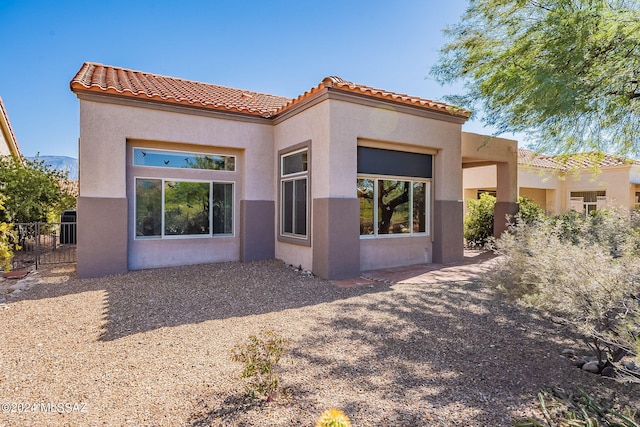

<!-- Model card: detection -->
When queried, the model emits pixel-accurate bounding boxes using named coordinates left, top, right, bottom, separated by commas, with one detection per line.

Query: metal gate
left=11, top=222, right=77, bottom=270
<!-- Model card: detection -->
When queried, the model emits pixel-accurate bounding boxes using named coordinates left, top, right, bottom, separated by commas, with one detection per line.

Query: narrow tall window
left=136, top=179, right=162, bottom=237
left=280, top=149, right=308, bottom=238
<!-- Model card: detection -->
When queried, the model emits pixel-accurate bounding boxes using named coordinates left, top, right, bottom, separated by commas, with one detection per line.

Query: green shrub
left=0, top=196, right=18, bottom=272
left=230, top=330, right=288, bottom=401
left=516, top=196, right=545, bottom=225
left=487, top=209, right=640, bottom=380
left=464, top=192, right=496, bottom=247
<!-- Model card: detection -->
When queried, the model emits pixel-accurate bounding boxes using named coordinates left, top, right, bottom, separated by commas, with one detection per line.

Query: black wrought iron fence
left=11, top=222, right=76, bottom=270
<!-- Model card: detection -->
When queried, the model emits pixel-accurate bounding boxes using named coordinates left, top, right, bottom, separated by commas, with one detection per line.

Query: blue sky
left=0, top=0, right=515, bottom=158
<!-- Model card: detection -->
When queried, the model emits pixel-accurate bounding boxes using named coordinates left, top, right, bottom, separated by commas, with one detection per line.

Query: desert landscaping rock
left=582, top=361, right=601, bottom=373
left=0, top=260, right=637, bottom=426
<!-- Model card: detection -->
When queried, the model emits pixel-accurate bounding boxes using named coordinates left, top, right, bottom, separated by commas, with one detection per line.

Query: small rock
left=622, top=361, right=637, bottom=372
left=582, top=361, right=600, bottom=373
left=8, top=282, right=27, bottom=291
left=562, top=349, right=577, bottom=358
left=601, top=366, right=616, bottom=377
left=573, top=358, right=588, bottom=368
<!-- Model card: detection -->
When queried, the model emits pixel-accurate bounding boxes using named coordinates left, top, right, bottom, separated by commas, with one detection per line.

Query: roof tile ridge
left=326, top=77, right=468, bottom=115
left=70, top=62, right=285, bottom=99
left=70, top=62, right=293, bottom=116
left=272, top=81, right=329, bottom=115
left=276, top=75, right=470, bottom=118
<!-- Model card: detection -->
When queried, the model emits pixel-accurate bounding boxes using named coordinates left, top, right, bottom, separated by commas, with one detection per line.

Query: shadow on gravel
left=8, top=260, right=390, bottom=341
left=284, top=280, right=639, bottom=427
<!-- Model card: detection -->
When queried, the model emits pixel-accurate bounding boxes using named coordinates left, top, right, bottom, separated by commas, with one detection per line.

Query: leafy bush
left=0, top=196, right=18, bottom=272
left=230, top=330, right=288, bottom=401
left=0, top=155, right=76, bottom=223
left=516, top=196, right=545, bottom=225
left=487, top=208, right=640, bottom=381
left=464, top=192, right=496, bottom=247
left=465, top=194, right=546, bottom=247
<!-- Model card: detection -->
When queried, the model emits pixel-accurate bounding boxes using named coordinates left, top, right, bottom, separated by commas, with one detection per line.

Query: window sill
left=278, top=234, right=311, bottom=247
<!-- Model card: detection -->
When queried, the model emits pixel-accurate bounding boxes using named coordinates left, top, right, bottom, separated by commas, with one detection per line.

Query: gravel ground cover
left=0, top=259, right=637, bottom=426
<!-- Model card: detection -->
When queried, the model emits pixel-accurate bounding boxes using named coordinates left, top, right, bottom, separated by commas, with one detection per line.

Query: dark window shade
left=357, top=147, right=432, bottom=178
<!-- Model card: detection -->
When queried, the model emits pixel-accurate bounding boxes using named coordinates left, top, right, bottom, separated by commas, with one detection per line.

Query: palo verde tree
left=0, top=155, right=76, bottom=223
left=432, top=0, right=640, bottom=155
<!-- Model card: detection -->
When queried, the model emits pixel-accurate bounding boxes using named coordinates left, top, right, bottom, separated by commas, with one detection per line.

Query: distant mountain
left=28, top=156, right=78, bottom=180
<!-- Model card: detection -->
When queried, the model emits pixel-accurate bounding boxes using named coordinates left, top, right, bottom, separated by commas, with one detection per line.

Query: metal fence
left=11, top=222, right=77, bottom=270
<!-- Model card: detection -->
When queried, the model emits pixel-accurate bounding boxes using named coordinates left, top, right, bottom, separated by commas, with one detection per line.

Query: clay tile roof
left=518, top=148, right=639, bottom=170
left=275, top=76, right=471, bottom=118
left=70, top=63, right=470, bottom=120
left=70, top=63, right=292, bottom=117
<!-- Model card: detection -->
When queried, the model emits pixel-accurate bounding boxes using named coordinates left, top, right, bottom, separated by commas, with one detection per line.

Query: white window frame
left=280, top=148, right=309, bottom=240
left=358, top=175, right=431, bottom=239
left=132, top=147, right=236, bottom=171
left=134, top=176, right=235, bottom=239
left=570, top=191, right=606, bottom=217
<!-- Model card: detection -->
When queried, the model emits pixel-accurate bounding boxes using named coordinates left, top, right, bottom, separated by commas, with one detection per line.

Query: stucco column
left=432, top=200, right=464, bottom=264
left=494, top=161, right=518, bottom=237
left=312, top=198, right=360, bottom=279
left=77, top=197, right=128, bottom=278
left=240, top=200, right=275, bottom=261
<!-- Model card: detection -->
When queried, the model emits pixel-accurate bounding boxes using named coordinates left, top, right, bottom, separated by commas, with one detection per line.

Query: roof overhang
left=0, top=97, right=22, bottom=159
left=74, top=90, right=274, bottom=125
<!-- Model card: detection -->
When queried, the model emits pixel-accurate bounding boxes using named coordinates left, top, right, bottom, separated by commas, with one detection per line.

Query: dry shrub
left=486, top=208, right=640, bottom=381
left=230, top=330, right=288, bottom=401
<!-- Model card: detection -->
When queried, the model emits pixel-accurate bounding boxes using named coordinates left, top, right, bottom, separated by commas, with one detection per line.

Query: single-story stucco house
left=0, top=96, right=22, bottom=159
left=70, top=62, right=518, bottom=279
left=464, top=149, right=640, bottom=217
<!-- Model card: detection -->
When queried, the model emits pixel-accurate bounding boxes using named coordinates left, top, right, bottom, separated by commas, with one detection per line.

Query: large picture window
left=358, top=177, right=430, bottom=236
left=280, top=149, right=308, bottom=239
left=135, top=178, right=233, bottom=238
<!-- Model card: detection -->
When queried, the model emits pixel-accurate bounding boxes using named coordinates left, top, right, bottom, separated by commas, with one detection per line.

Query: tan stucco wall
left=520, top=187, right=546, bottom=207
left=273, top=101, right=330, bottom=271
left=328, top=100, right=463, bottom=268
left=0, top=103, right=19, bottom=158
left=0, top=128, right=10, bottom=156
left=273, top=97, right=465, bottom=271
left=461, top=133, right=518, bottom=202
left=79, top=99, right=274, bottom=198
left=558, top=167, right=632, bottom=211
left=464, top=162, right=637, bottom=217
left=78, top=98, right=275, bottom=272
left=79, top=91, right=470, bottom=276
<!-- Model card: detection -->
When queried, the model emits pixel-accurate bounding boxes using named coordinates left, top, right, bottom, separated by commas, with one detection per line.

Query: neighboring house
left=0, top=97, right=22, bottom=159
left=463, top=149, right=640, bottom=217
left=70, top=62, right=518, bottom=279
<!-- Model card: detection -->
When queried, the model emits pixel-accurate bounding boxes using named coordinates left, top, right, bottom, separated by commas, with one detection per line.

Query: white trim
left=280, top=148, right=309, bottom=178
left=357, top=174, right=431, bottom=238
left=279, top=147, right=310, bottom=240
left=133, top=176, right=235, bottom=240
left=132, top=146, right=236, bottom=172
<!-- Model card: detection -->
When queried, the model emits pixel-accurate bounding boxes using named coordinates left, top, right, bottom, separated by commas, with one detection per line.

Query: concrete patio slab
left=331, top=249, right=498, bottom=288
